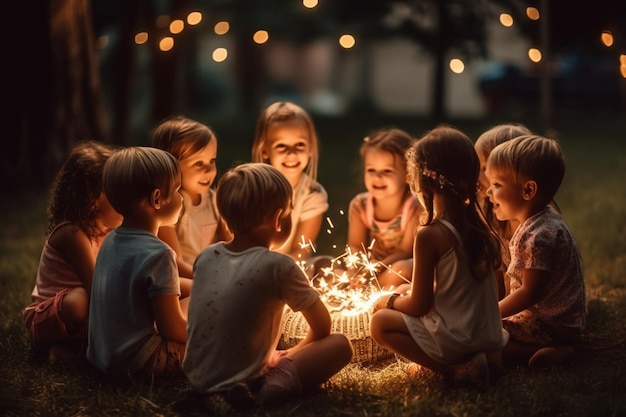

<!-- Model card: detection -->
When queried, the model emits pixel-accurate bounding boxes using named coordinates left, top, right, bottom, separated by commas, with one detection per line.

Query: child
left=183, top=163, right=353, bottom=409
left=251, top=101, right=328, bottom=263
left=485, top=135, right=586, bottom=369
left=369, top=125, right=508, bottom=386
left=151, top=115, right=232, bottom=278
left=475, top=123, right=532, bottom=299
left=87, top=147, right=191, bottom=375
left=347, top=128, right=423, bottom=289
left=23, top=141, right=121, bottom=365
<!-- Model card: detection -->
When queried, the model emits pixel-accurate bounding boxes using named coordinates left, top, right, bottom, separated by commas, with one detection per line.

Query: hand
left=372, top=294, right=390, bottom=314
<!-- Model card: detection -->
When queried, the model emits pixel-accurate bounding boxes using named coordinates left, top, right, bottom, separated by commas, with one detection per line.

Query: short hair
left=487, top=135, right=565, bottom=202
left=251, top=101, right=320, bottom=182
left=360, top=128, right=415, bottom=174
left=103, top=147, right=180, bottom=216
left=151, top=115, right=216, bottom=161
left=474, top=123, right=532, bottom=160
left=216, top=163, right=292, bottom=235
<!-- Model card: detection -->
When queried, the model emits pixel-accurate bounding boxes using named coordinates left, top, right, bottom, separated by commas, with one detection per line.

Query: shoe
left=528, top=345, right=576, bottom=370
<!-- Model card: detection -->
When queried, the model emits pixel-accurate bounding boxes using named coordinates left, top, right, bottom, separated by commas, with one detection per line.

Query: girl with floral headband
left=370, top=125, right=508, bottom=386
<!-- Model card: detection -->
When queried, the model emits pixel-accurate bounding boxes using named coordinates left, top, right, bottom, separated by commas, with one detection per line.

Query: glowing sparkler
left=300, top=243, right=399, bottom=317
left=281, top=210, right=403, bottom=363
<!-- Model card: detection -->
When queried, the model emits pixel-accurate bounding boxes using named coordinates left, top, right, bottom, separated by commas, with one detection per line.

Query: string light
left=449, top=58, right=464, bottom=74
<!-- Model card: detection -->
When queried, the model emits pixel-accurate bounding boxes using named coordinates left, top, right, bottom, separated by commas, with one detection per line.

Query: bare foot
left=528, top=345, right=576, bottom=369
left=445, top=352, right=489, bottom=387
left=406, top=362, right=436, bottom=378
left=48, top=345, right=79, bottom=365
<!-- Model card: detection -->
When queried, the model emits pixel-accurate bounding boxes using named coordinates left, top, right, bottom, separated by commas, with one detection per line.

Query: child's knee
left=62, top=287, right=89, bottom=323
left=331, top=333, right=354, bottom=362
left=369, top=311, right=386, bottom=342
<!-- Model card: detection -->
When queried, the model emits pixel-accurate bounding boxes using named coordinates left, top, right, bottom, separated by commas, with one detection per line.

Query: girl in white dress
left=370, top=125, right=508, bottom=386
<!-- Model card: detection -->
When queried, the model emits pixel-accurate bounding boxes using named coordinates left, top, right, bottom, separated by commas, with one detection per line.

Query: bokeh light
left=213, top=48, right=228, bottom=62
left=159, top=37, right=174, bottom=52
left=528, top=48, right=542, bottom=62
left=169, top=19, right=184, bottom=35
left=187, top=12, right=202, bottom=26
left=620, top=55, right=626, bottom=78
left=526, top=7, right=540, bottom=20
left=499, top=14, right=514, bottom=27
left=449, top=58, right=465, bottom=73
left=601, top=31, right=614, bottom=47
left=214, top=21, right=230, bottom=35
left=253, top=30, right=269, bottom=44
left=134, top=32, right=148, bottom=45
left=303, top=0, right=318, bottom=8
left=339, top=34, right=356, bottom=49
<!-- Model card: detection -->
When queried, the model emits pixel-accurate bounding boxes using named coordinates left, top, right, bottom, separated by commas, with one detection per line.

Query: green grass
left=1, top=113, right=625, bottom=416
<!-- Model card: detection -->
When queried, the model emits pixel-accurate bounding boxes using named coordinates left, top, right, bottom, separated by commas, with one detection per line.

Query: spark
left=326, top=217, right=335, bottom=228
left=299, top=245, right=400, bottom=316
left=298, top=235, right=310, bottom=249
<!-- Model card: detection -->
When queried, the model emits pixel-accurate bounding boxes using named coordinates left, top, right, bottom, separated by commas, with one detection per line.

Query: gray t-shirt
left=184, top=243, right=319, bottom=394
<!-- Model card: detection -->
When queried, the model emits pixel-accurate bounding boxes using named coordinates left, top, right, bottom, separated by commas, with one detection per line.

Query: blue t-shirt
left=87, top=227, right=180, bottom=373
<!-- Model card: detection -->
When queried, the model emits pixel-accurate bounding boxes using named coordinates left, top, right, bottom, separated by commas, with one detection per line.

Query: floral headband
left=419, top=162, right=457, bottom=194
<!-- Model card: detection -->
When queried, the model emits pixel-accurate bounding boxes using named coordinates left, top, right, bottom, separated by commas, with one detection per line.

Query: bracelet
left=386, top=293, right=401, bottom=310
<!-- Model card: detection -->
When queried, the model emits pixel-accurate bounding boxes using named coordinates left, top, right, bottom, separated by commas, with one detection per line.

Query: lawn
left=1, top=112, right=625, bottom=416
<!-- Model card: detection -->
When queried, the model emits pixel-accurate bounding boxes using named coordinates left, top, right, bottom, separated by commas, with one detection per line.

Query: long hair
left=251, top=101, right=320, bottom=182
left=46, top=140, right=117, bottom=239
left=407, top=125, right=500, bottom=279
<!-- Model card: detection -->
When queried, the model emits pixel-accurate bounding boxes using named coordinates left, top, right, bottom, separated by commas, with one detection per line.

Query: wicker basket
left=279, top=306, right=393, bottom=364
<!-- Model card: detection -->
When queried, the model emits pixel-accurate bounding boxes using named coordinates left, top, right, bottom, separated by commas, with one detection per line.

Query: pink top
left=28, top=222, right=97, bottom=305
left=349, top=192, right=420, bottom=260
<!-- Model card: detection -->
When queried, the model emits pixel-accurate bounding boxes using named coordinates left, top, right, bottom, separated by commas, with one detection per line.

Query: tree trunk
left=5, top=0, right=108, bottom=189
left=431, top=1, right=449, bottom=121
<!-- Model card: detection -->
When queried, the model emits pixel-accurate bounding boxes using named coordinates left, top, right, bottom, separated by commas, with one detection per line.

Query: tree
left=5, top=0, right=108, bottom=189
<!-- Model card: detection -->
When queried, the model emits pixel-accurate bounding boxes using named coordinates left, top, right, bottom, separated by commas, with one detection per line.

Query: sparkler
left=280, top=210, right=408, bottom=363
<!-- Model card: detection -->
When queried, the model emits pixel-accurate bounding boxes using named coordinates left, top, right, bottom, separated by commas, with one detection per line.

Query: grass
left=1, top=113, right=625, bottom=416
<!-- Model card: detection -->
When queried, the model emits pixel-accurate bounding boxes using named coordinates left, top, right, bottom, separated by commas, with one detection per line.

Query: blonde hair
left=151, top=115, right=216, bottom=161
left=251, top=101, right=319, bottom=182
left=474, top=124, right=532, bottom=160
left=216, top=163, right=292, bottom=235
left=103, top=147, right=180, bottom=216
left=487, top=135, right=565, bottom=203
left=475, top=123, right=532, bottom=237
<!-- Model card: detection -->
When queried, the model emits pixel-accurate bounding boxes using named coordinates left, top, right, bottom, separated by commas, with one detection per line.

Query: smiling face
left=476, top=148, right=490, bottom=200
left=363, top=149, right=407, bottom=201
left=485, top=166, right=526, bottom=223
left=178, top=140, right=218, bottom=205
left=262, top=120, right=311, bottom=187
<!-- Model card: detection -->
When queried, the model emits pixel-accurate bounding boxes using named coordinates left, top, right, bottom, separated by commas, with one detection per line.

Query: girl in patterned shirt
left=347, top=128, right=423, bottom=289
